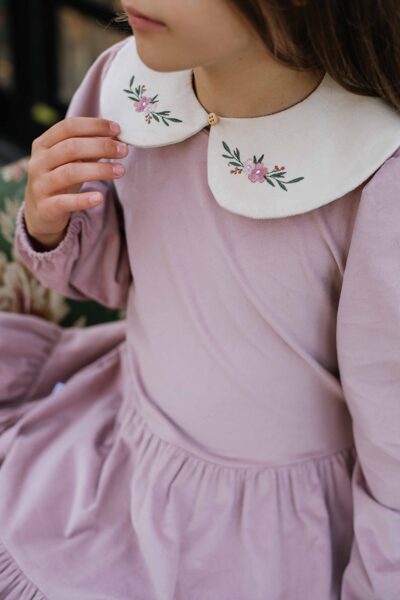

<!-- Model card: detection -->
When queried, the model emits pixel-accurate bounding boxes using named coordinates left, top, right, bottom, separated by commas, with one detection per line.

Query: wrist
left=23, top=213, right=69, bottom=251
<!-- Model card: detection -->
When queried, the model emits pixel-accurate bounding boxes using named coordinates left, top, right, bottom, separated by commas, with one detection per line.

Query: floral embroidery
left=221, top=141, right=304, bottom=191
left=123, top=75, right=183, bottom=126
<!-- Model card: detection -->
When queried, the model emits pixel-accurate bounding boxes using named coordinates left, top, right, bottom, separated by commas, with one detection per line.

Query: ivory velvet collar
left=100, top=35, right=400, bottom=219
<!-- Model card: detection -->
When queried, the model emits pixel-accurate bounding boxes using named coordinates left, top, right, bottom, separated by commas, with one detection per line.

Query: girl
left=1, top=0, right=400, bottom=597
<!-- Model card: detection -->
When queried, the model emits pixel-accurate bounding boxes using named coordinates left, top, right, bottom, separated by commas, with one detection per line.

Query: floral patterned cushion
left=0, top=157, right=124, bottom=327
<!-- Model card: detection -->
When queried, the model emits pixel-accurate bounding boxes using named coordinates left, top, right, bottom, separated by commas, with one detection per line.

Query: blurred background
left=0, top=0, right=131, bottom=165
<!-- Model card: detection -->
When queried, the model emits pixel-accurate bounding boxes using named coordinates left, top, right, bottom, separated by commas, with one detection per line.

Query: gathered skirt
left=0, top=312, right=357, bottom=600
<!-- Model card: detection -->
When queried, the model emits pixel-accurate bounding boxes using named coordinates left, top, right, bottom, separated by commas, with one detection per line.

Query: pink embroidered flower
left=243, top=158, right=254, bottom=175
left=144, top=101, right=158, bottom=114
left=124, top=75, right=183, bottom=125
left=249, top=162, right=268, bottom=183
left=221, top=140, right=304, bottom=191
left=134, top=96, right=152, bottom=112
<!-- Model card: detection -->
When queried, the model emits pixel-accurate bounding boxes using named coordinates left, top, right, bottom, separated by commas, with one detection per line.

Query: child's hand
left=23, top=117, right=128, bottom=249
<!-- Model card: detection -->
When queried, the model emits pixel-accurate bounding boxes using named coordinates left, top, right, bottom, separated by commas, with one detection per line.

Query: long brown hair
left=114, top=0, right=400, bottom=111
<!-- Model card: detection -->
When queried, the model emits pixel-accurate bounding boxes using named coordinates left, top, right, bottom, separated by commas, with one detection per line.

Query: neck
left=192, top=45, right=325, bottom=119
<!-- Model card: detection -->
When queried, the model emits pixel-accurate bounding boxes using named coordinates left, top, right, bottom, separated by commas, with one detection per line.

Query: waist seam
left=124, top=401, right=357, bottom=475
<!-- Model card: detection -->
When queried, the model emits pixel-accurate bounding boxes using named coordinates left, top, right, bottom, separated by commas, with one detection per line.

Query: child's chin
left=134, top=36, right=193, bottom=74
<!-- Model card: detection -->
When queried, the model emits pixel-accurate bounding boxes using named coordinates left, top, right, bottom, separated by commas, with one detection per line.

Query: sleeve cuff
left=14, top=202, right=83, bottom=264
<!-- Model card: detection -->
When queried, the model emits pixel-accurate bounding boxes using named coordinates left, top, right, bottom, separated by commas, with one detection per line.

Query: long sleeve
left=13, top=37, right=133, bottom=310
left=337, top=146, right=400, bottom=599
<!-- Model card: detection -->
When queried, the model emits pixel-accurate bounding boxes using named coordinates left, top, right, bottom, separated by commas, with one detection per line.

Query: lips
left=124, top=5, right=165, bottom=25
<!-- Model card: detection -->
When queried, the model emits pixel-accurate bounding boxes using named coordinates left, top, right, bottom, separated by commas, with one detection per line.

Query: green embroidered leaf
left=257, top=154, right=264, bottom=163
left=152, top=113, right=160, bottom=122
left=129, top=75, right=135, bottom=88
left=287, top=177, right=304, bottom=183
left=265, top=177, right=275, bottom=187
left=276, top=180, right=287, bottom=191
left=157, top=111, right=171, bottom=115
left=253, top=155, right=257, bottom=164
left=162, top=118, right=170, bottom=126
left=270, top=172, right=285, bottom=179
left=151, top=94, right=159, bottom=102
left=228, top=161, right=242, bottom=167
left=222, top=154, right=232, bottom=159
left=167, top=118, right=183, bottom=122
left=123, top=89, right=134, bottom=94
left=127, top=95, right=140, bottom=102
left=222, top=141, right=231, bottom=154
left=135, top=86, right=141, bottom=95
left=233, top=148, right=240, bottom=160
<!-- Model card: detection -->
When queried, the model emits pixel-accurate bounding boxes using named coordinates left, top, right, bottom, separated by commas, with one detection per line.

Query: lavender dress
left=1, top=39, right=400, bottom=600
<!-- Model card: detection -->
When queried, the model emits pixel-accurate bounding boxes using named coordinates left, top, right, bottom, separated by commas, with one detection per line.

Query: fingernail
left=113, top=164, right=125, bottom=176
left=89, top=193, right=103, bottom=205
left=110, top=122, right=120, bottom=134
left=117, top=143, right=127, bottom=155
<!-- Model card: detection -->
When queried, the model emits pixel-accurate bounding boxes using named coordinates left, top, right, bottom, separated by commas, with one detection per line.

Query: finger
left=42, top=161, right=125, bottom=196
left=33, top=117, right=121, bottom=151
left=47, top=190, right=105, bottom=215
left=45, top=136, right=128, bottom=171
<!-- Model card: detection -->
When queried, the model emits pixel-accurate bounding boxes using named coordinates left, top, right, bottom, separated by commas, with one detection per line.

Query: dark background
left=0, top=0, right=130, bottom=164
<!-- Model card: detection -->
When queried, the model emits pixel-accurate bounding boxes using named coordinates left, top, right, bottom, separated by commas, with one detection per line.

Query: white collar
left=100, top=35, right=400, bottom=219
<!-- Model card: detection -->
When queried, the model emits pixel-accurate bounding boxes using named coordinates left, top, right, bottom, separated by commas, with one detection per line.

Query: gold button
left=207, top=112, right=219, bottom=126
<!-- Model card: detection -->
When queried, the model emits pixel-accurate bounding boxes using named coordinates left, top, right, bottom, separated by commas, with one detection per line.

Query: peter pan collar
left=100, top=35, right=400, bottom=219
